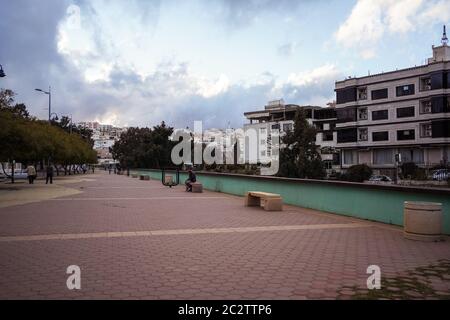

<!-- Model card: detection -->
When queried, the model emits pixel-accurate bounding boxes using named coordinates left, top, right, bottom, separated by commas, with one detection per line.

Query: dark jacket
left=188, top=171, right=196, bottom=182
left=46, top=166, right=54, bottom=175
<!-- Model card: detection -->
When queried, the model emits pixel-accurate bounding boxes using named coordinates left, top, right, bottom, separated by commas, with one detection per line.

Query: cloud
left=0, top=0, right=338, bottom=132
left=212, top=0, right=305, bottom=29
left=335, top=0, right=450, bottom=59
left=279, top=64, right=342, bottom=105
left=277, top=42, right=298, bottom=57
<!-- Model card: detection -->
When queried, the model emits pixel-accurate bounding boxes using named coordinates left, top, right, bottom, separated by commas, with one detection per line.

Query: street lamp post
left=35, top=86, right=51, bottom=121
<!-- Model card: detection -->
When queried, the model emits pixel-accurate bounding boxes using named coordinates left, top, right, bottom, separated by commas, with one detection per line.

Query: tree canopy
left=111, top=121, right=175, bottom=169
left=278, top=108, right=325, bottom=179
left=0, top=89, right=97, bottom=165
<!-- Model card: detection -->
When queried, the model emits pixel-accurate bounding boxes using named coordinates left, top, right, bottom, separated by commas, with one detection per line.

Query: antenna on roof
left=442, top=25, right=448, bottom=46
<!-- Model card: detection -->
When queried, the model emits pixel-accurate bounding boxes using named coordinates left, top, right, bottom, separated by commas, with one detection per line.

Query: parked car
left=369, top=175, right=392, bottom=182
left=432, top=169, right=449, bottom=181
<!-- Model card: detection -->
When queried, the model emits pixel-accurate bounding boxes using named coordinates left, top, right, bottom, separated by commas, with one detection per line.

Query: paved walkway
left=0, top=172, right=449, bottom=299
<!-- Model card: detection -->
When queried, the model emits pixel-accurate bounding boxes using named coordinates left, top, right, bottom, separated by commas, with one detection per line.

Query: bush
left=343, top=164, right=372, bottom=183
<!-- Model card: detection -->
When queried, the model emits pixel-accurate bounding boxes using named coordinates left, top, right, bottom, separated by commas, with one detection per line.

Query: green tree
left=0, top=89, right=97, bottom=181
left=278, top=108, right=325, bottom=179
left=111, top=121, right=175, bottom=169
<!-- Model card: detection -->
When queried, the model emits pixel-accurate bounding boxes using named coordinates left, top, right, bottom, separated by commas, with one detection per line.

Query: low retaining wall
left=134, top=169, right=450, bottom=235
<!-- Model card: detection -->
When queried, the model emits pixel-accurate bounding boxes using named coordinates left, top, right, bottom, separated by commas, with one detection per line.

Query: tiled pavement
left=0, top=172, right=449, bottom=299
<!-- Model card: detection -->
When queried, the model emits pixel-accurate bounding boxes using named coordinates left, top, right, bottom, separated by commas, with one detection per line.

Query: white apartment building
left=335, top=29, right=450, bottom=176
left=243, top=100, right=339, bottom=170
left=77, top=121, right=127, bottom=162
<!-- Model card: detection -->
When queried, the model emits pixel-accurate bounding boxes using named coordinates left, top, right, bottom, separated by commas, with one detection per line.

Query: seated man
left=185, top=169, right=196, bottom=192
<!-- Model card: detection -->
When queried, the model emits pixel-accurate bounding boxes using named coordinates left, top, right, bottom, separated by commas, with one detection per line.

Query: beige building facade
left=335, top=33, right=450, bottom=176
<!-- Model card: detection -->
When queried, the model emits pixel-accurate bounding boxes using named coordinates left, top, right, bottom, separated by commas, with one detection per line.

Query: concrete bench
left=245, top=191, right=282, bottom=211
left=131, top=174, right=138, bottom=178
left=139, top=175, right=150, bottom=181
left=191, top=182, right=203, bottom=193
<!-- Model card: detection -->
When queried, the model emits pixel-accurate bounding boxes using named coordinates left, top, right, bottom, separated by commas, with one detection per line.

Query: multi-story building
left=243, top=100, right=339, bottom=171
left=335, top=29, right=450, bottom=177
left=77, top=121, right=127, bottom=164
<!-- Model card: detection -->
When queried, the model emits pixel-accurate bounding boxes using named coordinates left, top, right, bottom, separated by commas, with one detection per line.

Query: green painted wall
left=135, top=169, right=450, bottom=235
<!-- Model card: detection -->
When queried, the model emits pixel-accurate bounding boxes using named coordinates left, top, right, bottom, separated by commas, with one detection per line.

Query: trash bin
left=404, top=201, right=443, bottom=241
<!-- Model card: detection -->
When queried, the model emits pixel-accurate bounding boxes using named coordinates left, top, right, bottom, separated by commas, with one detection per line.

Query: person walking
left=108, top=164, right=112, bottom=174
left=26, top=164, right=36, bottom=184
left=46, top=164, right=54, bottom=184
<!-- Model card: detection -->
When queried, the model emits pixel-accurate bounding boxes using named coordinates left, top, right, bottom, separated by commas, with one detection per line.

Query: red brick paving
left=0, top=172, right=449, bottom=299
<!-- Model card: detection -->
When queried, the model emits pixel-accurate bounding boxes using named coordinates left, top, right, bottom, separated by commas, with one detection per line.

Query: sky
left=1, top=0, right=449, bottom=129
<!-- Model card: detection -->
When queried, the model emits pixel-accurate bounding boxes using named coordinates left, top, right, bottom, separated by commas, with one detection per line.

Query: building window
left=260, top=139, right=266, bottom=145
left=357, top=87, right=367, bottom=100
left=260, top=151, right=266, bottom=157
left=420, top=77, right=431, bottom=91
left=431, top=96, right=450, bottom=113
left=372, top=131, right=389, bottom=141
left=315, top=123, right=323, bottom=130
left=372, top=110, right=388, bottom=121
left=396, top=84, right=415, bottom=96
left=282, top=123, right=293, bottom=132
left=419, top=100, right=432, bottom=114
left=431, top=120, right=450, bottom=138
left=271, top=124, right=280, bottom=130
left=430, top=71, right=447, bottom=90
left=260, top=128, right=266, bottom=134
left=373, top=149, right=394, bottom=165
left=399, top=149, right=424, bottom=164
left=336, top=107, right=357, bottom=123
left=343, top=150, right=357, bottom=165
left=397, top=129, right=415, bottom=141
left=420, top=123, right=432, bottom=138
left=371, top=88, right=388, bottom=100
left=322, top=131, right=334, bottom=141
left=358, top=108, right=368, bottom=120
left=358, top=128, right=368, bottom=141
left=337, top=128, right=358, bottom=143
left=396, top=106, right=415, bottom=118
left=336, top=87, right=357, bottom=104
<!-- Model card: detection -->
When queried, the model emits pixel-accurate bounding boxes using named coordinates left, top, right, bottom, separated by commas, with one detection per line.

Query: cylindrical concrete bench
left=131, top=173, right=138, bottom=178
left=404, top=201, right=443, bottom=241
left=140, top=175, right=150, bottom=181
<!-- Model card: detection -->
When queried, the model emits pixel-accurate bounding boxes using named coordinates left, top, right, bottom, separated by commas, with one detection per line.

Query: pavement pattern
left=0, top=172, right=449, bottom=299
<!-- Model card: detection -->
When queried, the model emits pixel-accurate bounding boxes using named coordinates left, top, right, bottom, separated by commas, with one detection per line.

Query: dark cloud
left=0, top=0, right=337, bottom=130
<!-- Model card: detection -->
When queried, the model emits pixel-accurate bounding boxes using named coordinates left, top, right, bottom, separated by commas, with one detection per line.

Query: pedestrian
left=108, top=164, right=112, bottom=174
left=92, top=165, right=95, bottom=174
left=26, top=164, right=36, bottom=184
left=46, top=164, right=54, bottom=184
left=185, top=169, right=196, bottom=192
